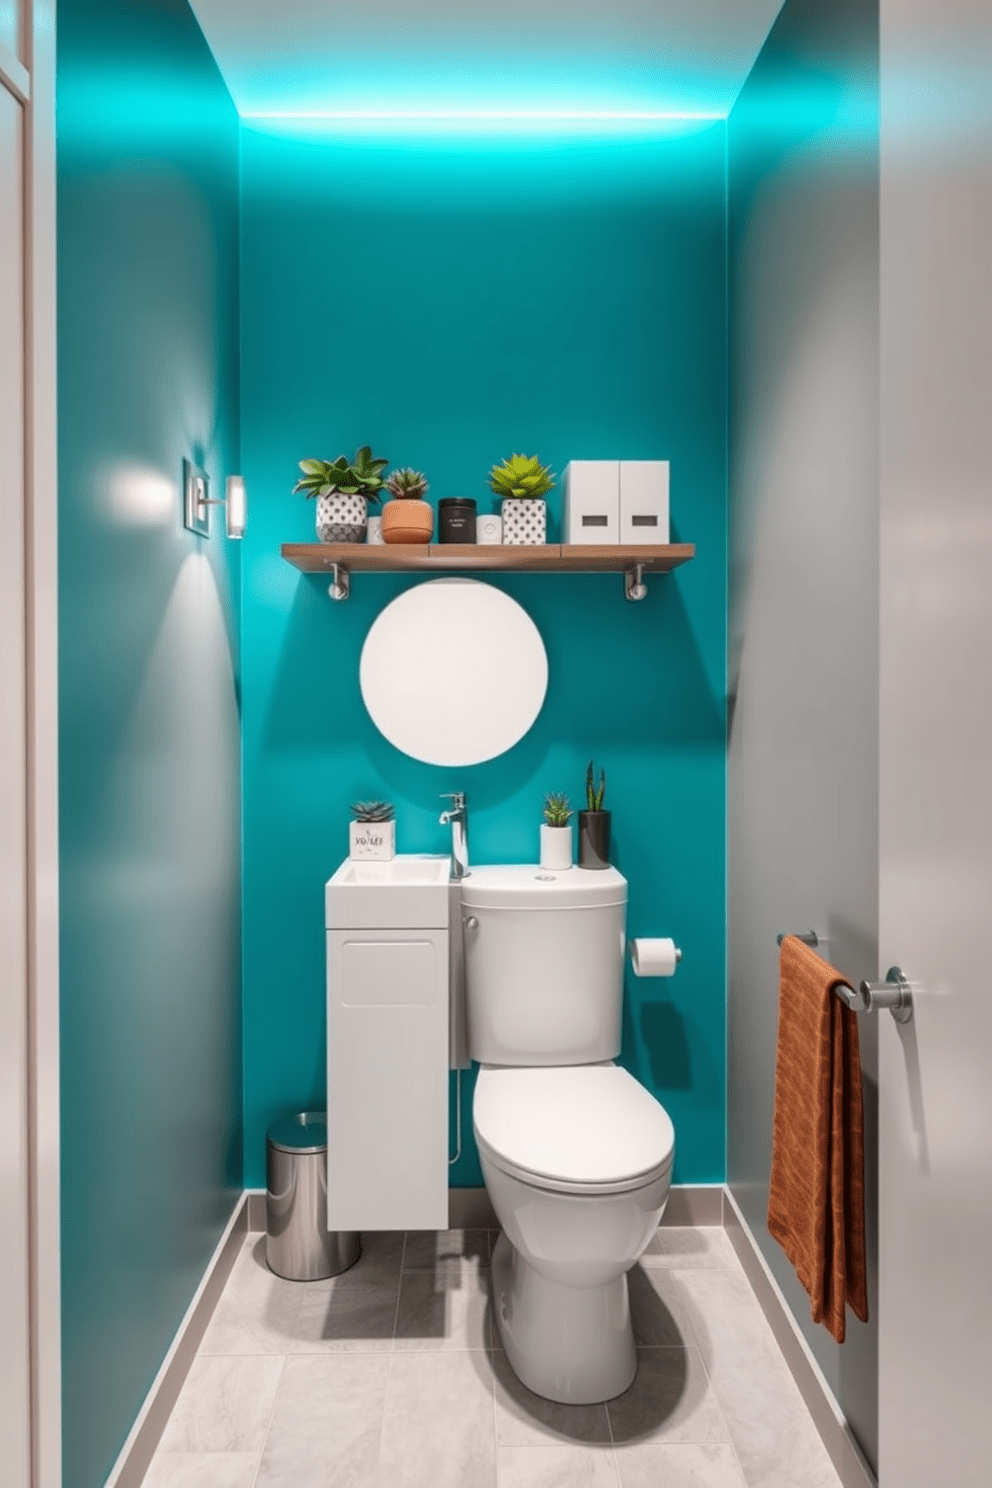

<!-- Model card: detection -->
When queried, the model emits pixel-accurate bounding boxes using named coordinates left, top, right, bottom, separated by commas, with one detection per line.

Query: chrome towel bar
left=777, top=933, right=914, bottom=1024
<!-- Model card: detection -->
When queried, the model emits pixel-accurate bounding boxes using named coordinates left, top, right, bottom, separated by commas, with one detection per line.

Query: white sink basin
left=326, top=853, right=451, bottom=930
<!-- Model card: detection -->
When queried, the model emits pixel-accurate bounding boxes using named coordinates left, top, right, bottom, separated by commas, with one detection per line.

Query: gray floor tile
left=497, top=1443, right=621, bottom=1487
left=293, top=1274, right=399, bottom=1351
left=403, top=1228, right=491, bottom=1269
left=393, top=1252, right=492, bottom=1350
left=149, top=1225, right=842, bottom=1488
left=492, top=1346, right=612, bottom=1447
left=346, top=1229, right=405, bottom=1278
left=253, top=1353, right=390, bottom=1488
left=199, top=1236, right=303, bottom=1355
left=674, top=1270, right=842, bottom=1488
left=141, top=1453, right=260, bottom=1488
left=379, top=1351, right=497, bottom=1488
left=607, top=1347, right=731, bottom=1447
left=641, top=1227, right=742, bottom=1272
left=158, top=1354, right=284, bottom=1453
left=628, top=1264, right=692, bottom=1348
left=614, top=1442, right=748, bottom=1488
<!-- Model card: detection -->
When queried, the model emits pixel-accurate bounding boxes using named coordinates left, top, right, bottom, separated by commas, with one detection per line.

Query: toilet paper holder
left=628, top=938, right=683, bottom=977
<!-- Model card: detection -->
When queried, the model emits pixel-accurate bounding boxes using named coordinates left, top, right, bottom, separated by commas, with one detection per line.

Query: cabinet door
left=327, top=928, right=449, bottom=1230
left=0, top=77, right=31, bottom=1488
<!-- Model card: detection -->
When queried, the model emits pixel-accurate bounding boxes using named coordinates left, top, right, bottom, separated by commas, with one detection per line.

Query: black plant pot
left=578, top=810, right=611, bottom=869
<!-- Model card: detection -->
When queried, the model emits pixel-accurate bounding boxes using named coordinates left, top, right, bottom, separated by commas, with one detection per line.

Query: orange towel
left=768, top=935, right=868, bottom=1343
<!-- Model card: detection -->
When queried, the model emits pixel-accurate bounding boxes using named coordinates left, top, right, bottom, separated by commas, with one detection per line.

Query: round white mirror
left=360, top=578, right=548, bottom=766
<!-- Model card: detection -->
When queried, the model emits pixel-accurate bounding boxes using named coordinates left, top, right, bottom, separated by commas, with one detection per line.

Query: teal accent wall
left=57, top=4, right=242, bottom=1487
left=240, top=122, right=728, bottom=1190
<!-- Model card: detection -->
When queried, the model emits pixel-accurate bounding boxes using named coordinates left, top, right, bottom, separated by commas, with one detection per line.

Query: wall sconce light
left=183, top=459, right=247, bottom=540
left=224, top=476, right=247, bottom=539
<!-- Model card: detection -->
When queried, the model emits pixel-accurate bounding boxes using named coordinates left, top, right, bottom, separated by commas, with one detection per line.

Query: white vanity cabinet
left=325, top=856, right=451, bottom=1230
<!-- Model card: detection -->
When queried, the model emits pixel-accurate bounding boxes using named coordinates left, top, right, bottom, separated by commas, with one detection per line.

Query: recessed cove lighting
left=240, top=108, right=725, bottom=140
left=243, top=109, right=721, bottom=120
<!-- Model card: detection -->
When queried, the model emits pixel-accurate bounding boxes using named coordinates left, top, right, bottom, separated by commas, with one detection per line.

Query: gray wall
left=727, top=0, right=880, bottom=1470
left=56, top=4, right=242, bottom=1487
left=877, top=0, right=992, bottom=1479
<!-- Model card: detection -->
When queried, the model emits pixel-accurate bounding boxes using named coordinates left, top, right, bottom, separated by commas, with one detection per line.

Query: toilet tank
left=460, top=866, right=627, bottom=1066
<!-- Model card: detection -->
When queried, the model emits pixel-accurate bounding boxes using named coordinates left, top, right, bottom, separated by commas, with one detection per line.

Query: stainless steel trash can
left=265, top=1110, right=361, bottom=1281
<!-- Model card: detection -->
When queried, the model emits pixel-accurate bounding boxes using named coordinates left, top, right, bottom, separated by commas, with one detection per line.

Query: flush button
left=535, top=873, right=556, bottom=881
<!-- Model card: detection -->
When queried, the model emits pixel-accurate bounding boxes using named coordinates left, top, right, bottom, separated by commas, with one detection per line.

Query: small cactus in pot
left=294, top=445, right=388, bottom=543
left=540, top=791, right=573, bottom=872
left=350, top=800, right=396, bottom=823
left=489, top=453, right=555, bottom=545
left=381, top=467, right=433, bottom=544
left=349, top=799, right=396, bottom=861
left=578, top=761, right=610, bottom=870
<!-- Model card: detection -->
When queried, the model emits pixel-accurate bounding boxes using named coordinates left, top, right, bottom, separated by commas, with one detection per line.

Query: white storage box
left=619, top=461, right=669, bottom=544
left=562, top=461, right=620, bottom=545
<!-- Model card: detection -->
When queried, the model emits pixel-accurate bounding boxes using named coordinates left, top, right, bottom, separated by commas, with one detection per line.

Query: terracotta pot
left=382, top=498, right=434, bottom=544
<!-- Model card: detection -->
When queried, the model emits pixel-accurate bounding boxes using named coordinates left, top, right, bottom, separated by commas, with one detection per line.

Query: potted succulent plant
left=578, top=761, right=610, bottom=870
left=540, top=792, right=573, bottom=871
left=349, top=800, right=396, bottom=861
left=488, top=453, right=555, bottom=545
left=294, top=445, right=389, bottom=543
left=381, top=468, right=433, bottom=544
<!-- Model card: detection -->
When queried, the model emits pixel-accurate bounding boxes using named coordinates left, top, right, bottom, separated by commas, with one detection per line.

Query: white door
left=0, top=41, right=32, bottom=1488
left=878, top=2, right=992, bottom=1483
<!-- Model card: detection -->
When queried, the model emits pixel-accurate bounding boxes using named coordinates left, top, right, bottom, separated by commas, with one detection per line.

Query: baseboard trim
left=247, top=1187, right=267, bottom=1232
left=722, top=1189, right=877, bottom=1488
left=448, top=1186, right=498, bottom=1228
left=102, top=1194, right=248, bottom=1488
left=662, top=1183, right=724, bottom=1226
left=445, top=1184, right=724, bottom=1230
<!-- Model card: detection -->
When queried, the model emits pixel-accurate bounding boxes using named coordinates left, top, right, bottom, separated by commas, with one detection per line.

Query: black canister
left=438, top=498, right=477, bottom=543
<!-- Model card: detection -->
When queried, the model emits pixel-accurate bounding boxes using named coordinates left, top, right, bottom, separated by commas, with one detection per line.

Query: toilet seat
left=474, top=1065, right=675, bottom=1197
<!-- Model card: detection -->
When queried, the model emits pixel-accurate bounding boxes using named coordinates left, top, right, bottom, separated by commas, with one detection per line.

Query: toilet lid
left=474, top=1065, right=675, bottom=1194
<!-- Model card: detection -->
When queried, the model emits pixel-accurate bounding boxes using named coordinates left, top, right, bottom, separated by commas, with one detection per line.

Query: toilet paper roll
left=630, top=938, right=679, bottom=977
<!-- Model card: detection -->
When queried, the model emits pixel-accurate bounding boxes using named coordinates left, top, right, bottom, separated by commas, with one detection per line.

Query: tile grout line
left=389, top=1232, right=408, bottom=1347
left=667, top=1263, right=756, bottom=1488
left=603, top=1368, right=623, bottom=1488
left=488, top=1230, right=503, bottom=1488
left=490, top=1308, right=500, bottom=1488
left=247, top=1353, right=287, bottom=1488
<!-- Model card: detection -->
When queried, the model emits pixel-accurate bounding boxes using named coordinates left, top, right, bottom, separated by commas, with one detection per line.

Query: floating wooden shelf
left=280, top=542, right=695, bottom=601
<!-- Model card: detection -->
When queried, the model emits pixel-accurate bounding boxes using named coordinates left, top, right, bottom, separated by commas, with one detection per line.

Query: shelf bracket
left=624, top=564, right=648, bottom=602
left=328, top=563, right=351, bottom=602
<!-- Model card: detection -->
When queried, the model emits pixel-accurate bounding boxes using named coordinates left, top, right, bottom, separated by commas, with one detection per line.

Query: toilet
left=461, top=865, right=675, bottom=1405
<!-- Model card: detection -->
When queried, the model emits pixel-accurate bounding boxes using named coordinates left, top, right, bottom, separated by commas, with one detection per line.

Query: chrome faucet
left=439, top=792, right=469, bottom=881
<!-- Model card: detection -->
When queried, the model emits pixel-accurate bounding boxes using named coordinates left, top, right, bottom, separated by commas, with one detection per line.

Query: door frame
left=3, top=3, right=61, bottom=1485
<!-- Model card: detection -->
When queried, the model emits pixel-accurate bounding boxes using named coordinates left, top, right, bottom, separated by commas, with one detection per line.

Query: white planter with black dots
left=502, top=498, right=547, bottom=545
